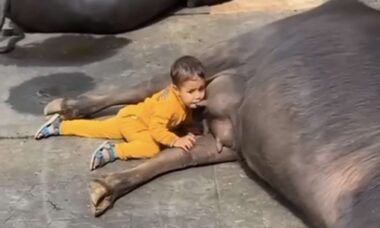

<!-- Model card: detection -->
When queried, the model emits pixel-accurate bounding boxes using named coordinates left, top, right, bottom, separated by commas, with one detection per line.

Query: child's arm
left=149, top=103, right=197, bottom=151
left=149, top=105, right=179, bottom=147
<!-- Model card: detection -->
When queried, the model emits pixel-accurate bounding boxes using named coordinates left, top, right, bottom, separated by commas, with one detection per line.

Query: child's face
left=175, top=77, right=206, bottom=109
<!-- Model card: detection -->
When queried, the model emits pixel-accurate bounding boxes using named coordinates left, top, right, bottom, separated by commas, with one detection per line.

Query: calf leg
left=44, top=73, right=170, bottom=119
left=88, top=134, right=237, bottom=217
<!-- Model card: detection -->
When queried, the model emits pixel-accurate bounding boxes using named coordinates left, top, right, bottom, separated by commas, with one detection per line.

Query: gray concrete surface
left=3, top=0, right=369, bottom=227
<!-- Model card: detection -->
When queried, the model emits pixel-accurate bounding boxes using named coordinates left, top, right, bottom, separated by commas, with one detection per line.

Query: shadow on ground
left=6, top=72, right=96, bottom=115
left=0, top=35, right=130, bottom=67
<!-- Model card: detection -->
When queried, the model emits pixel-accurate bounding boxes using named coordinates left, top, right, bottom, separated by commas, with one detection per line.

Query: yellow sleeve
left=149, top=101, right=179, bottom=147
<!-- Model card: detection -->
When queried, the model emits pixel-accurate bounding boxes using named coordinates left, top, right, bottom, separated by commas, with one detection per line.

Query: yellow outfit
left=60, top=85, right=192, bottom=160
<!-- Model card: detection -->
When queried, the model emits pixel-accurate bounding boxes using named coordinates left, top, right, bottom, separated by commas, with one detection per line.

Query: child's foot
left=34, top=114, right=61, bottom=140
left=90, top=141, right=117, bottom=171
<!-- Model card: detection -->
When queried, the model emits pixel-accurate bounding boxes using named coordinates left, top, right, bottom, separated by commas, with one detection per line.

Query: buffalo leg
left=88, top=134, right=237, bottom=217
left=0, top=20, right=25, bottom=53
left=44, top=72, right=170, bottom=119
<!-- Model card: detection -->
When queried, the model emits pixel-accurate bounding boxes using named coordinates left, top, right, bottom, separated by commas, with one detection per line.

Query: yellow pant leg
left=60, top=116, right=123, bottom=139
left=114, top=116, right=160, bottom=160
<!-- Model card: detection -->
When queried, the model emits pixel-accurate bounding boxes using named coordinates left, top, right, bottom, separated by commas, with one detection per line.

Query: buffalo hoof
left=0, top=44, right=15, bottom=53
left=88, top=179, right=115, bottom=217
left=88, top=172, right=141, bottom=217
left=43, top=98, right=64, bottom=116
left=0, top=31, right=25, bottom=54
left=44, top=98, right=84, bottom=120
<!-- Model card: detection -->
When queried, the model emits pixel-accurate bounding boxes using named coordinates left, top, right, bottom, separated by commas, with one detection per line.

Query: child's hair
left=170, top=55, right=206, bottom=86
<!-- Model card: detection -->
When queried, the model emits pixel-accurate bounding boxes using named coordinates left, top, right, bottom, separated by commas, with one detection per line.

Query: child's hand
left=172, top=133, right=196, bottom=152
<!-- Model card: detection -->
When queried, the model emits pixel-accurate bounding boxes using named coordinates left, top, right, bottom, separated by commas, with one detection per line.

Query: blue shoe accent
left=90, top=141, right=117, bottom=171
left=34, top=114, right=61, bottom=140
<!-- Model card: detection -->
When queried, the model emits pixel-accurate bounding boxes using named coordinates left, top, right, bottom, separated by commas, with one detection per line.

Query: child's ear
left=172, top=84, right=180, bottom=94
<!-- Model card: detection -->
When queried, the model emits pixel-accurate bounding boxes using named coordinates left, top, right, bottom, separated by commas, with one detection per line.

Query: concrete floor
left=4, top=0, right=379, bottom=227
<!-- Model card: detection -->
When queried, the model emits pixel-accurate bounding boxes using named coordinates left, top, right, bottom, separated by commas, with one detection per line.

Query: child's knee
left=144, top=143, right=160, bottom=157
left=115, top=141, right=160, bottom=159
